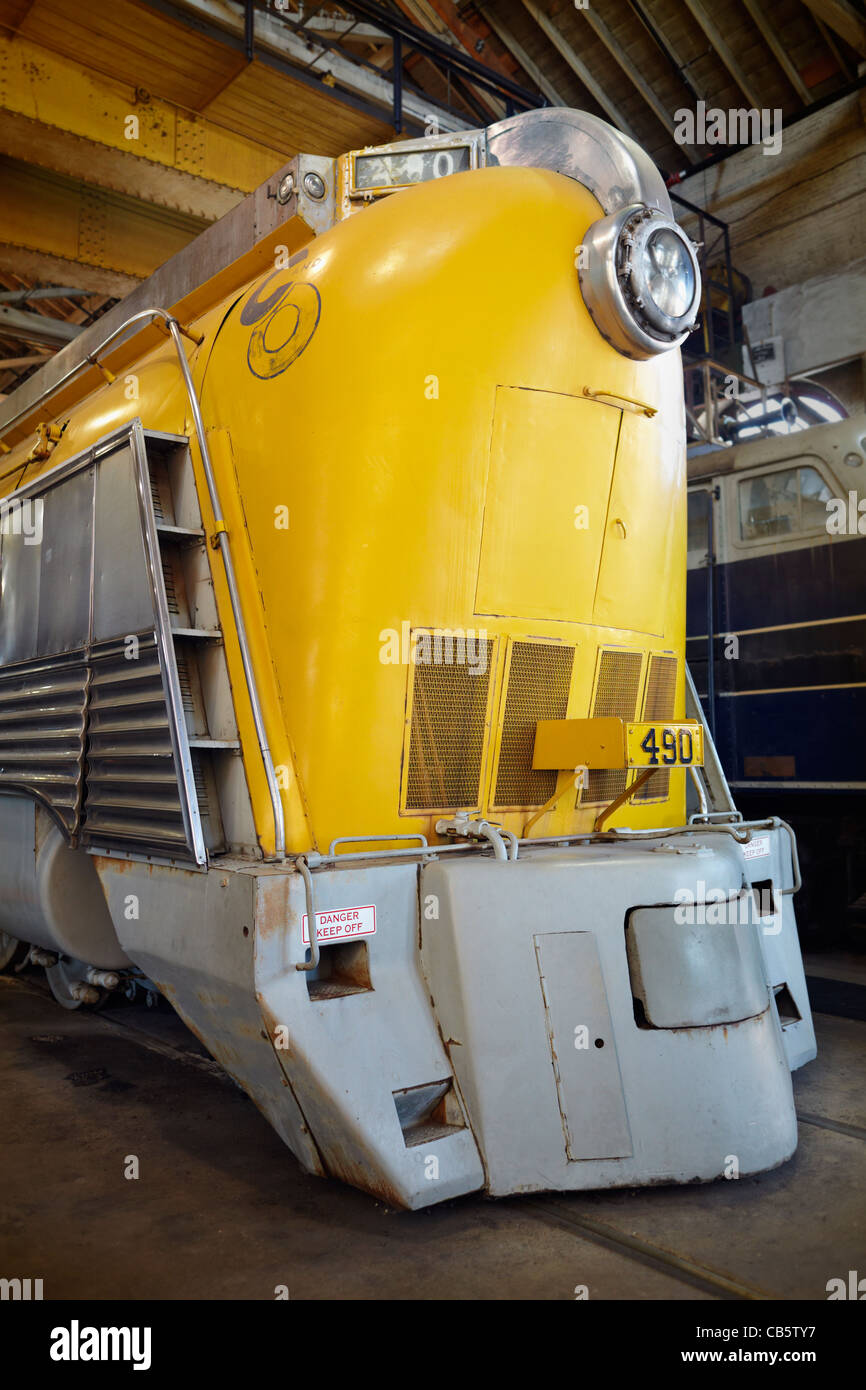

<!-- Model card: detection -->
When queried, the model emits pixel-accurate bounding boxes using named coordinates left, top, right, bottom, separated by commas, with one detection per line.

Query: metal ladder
left=143, top=431, right=242, bottom=860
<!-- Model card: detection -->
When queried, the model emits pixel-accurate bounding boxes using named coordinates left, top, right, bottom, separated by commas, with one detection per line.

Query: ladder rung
left=156, top=522, right=204, bottom=541
left=187, top=738, right=240, bottom=750
left=171, top=627, right=222, bottom=640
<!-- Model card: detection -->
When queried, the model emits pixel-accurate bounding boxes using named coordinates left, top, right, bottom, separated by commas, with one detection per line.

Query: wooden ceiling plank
left=743, top=0, right=814, bottom=104
left=0, top=243, right=139, bottom=297
left=514, top=0, right=639, bottom=141
left=0, top=0, right=36, bottom=31
left=475, top=3, right=566, bottom=107
left=682, top=0, right=765, bottom=109
left=624, top=0, right=709, bottom=104
left=802, top=0, right=866, bottom=57
left=565, top=0, right=697, bottom=158
left=18, top=0, right=246, bottom=111
left=810, top=13, right=856, bottom=77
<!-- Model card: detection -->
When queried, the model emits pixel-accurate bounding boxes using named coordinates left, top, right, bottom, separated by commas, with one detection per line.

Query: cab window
left=687, top=490, right=711, bottom=561
left=738, top=465, right=832, bottom=541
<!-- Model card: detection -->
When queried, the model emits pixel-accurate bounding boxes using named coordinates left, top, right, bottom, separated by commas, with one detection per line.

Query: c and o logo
left=239, top=269, right=321, bottom=380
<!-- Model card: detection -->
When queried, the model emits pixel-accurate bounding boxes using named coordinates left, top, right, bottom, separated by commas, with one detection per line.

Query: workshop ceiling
left=0, top=0, right=862, bottom=394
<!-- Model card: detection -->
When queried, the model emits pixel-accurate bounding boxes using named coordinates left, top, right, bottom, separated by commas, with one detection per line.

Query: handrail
left=327, top=833, right=428, bottom=855
left=0, top=306, right=286, bottom=860
left=0, top=308, right=201, bottom=441
left=295, top=856, right=320, bottom=972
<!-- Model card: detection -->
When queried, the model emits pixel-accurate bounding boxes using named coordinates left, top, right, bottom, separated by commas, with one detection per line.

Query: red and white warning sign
left=302, top=904, right=376, bottom=947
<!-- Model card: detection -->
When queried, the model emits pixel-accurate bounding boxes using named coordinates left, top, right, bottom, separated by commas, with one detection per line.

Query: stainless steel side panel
left=0, top=423, right=207, bottom=865
left=93, top=448, right=152, bottom=641
left=0, top=797, right=128, bottom=967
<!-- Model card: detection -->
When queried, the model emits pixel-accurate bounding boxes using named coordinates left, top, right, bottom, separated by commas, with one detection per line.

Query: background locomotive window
left=799, top=466, right=835, bottom=529
left=738, top=465, right=833, bottom=542
left=687, top=490, right=712, bottom=562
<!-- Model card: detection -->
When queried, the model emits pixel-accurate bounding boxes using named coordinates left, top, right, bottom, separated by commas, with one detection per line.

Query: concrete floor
left=1, top=955, right=863, bottom=1301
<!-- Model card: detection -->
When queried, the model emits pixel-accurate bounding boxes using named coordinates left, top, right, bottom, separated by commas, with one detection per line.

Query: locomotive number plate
left=626, top=722, right=704, bottom=768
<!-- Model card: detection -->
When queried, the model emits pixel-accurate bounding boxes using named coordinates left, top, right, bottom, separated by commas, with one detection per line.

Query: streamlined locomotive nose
left=0, top=108, right=814, bottom=1207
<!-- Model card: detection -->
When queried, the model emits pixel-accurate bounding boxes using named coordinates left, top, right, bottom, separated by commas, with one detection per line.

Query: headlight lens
left=645, top=228, right=696, bottom=319
left=578, top=203, right=701, bottom=359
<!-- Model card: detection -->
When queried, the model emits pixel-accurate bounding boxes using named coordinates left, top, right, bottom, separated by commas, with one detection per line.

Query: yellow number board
left=625, top=721, right=704, bottom=769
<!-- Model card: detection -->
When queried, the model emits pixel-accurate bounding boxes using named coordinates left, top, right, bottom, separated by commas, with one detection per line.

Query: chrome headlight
left=578, top=204, right=701, bottom=359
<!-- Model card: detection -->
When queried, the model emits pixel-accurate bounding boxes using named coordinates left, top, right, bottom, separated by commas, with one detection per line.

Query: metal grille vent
left=191, top=751, right=211, bottom=821
left=493, top=641, right=575, bottom=808
left=175, top=649, right=196, bottom=716
left=635, top=654, right=678, bottom=802
left=82, top=634, right=189, bottom=855
left=161, top=556, right=181, bottom=617
left=580, top=649, right=643, bottom=806
left=148, top=458, right=172, bottom=524
left=405, top=637, right=493, bottom=811
left=0, top=654, right=87, bottom=833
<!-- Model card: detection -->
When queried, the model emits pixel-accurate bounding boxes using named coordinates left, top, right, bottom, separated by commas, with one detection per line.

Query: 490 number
left=640, top=726, right=694, bottom=766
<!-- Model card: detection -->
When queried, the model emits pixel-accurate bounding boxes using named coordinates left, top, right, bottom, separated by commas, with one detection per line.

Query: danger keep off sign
left=302, top=904, right=377, bottom=947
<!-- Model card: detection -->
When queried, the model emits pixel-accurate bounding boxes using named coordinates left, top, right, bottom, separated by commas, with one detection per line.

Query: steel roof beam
left=0, top=306, right=84, bottom=347
left=338, top=0, right=541, bottom=103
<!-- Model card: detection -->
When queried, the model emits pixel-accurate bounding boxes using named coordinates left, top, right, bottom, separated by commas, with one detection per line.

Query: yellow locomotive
left=0, top=110, right=814, bottom=1206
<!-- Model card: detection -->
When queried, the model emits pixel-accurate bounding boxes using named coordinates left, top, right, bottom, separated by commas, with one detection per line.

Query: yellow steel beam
left=0, top=244, right=138, bottom=299
left=0, top=33, right=287, bottom=208
left=0, top=155, right=208, bottom=283
left=0, top=111, right=244, bottom=221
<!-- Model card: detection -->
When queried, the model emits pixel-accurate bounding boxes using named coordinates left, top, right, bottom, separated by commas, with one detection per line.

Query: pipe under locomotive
left=0, top=109, right=815, bottom=1207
